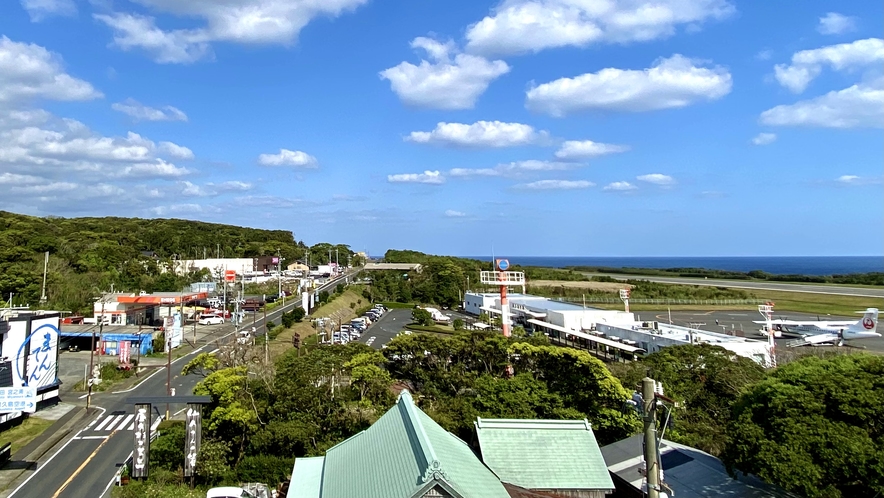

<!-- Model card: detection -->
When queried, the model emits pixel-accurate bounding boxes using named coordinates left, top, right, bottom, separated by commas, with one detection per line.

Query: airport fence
left=553, top=297, right=767, bottom=306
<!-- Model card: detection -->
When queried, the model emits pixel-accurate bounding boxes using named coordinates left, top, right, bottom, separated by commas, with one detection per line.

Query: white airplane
left=755, top=308, right=879, bottom=346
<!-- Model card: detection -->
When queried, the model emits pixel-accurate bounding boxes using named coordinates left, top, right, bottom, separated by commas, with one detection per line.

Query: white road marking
left=117, top=414, right=135, bottom=431
left=102, top=415, right=124, bottom=431
left=93, top=415, right=116, bottom=431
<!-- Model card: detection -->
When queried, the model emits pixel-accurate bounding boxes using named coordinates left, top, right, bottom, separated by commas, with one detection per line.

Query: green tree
left=281, top=311, right=295, bottom=329
left=609, top=344, right=765, bottom=456
left=452, top=318, right=464, bottom=331
left=722, top=354, right=884, bottom=498
left=292, top=307, right=306, bottom=322
left=412, top=308, right=434, bottom=326
left=181, top=352, right=221, bottom=377
left=344, top=351, right=394, bottom=407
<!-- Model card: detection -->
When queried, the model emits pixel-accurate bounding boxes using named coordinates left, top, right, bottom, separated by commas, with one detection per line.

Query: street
left=3, top=296, right=307, bottom=498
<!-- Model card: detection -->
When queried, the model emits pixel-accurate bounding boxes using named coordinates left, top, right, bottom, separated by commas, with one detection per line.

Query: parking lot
left=358, top=308, right=413, bottom=349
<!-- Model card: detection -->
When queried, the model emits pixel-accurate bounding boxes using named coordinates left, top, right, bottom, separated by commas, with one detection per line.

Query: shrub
left=292, top=307, right=306, bottom=322
left=452, top=319, right=464, bottom=331
left=235, top=454, right=294, bottom=488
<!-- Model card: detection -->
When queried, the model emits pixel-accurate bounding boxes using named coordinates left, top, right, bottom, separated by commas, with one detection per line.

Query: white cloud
left=94, top=0, right=368, bottom=64
left=380, top=37, right=510, bottom=110
left=158, top=141, right=195, bottom=160
left=257, top=149, right=317, bottom=167
left=517, top=179, right=594, bottom=190
left=637, top=173, right=676, bottom=186
left=751, top=132, right=777, bottom=145
left=755, top=49, right=773, bottom=61
left=450, top=160, right=575, bottom=178
left=836, top=175, right=882, bottom=186
left=759, top=81, right=884, bottom=129
left=0, top=36, right=102, bottom=105
left=603, top=181, right=637, bottom=191
left=211, top=180, right=253, bottom=191
left=526, top=54, right=732, bottom=116
left=818, top=13, right=857, bottom=35
left=465, top=0, right=735, bottom=56
left=554, top=140, right=630, bottom=159
left=407, top=121, right=547, bottom=147
left=387, top=170, right=445, bottom=184
left=111, top=99, right=188, bottom=122
left=445, top=209, right=466, bottom=217
left=21, top=0, right=76, bottom=22
left=773, top=38, right=884, bottom=93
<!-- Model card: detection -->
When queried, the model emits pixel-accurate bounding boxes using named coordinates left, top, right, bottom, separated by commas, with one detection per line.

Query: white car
left=199, top=316, right=224, bottom=325
left=206, top=487, right=256, bottom=498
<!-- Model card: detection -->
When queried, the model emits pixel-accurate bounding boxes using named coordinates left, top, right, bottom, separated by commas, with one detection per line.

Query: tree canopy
left=610, top=344, right=766, bottom=456
left=721, top=353, right=884, bottom=498
left=0, top=210, right=308, bottom=312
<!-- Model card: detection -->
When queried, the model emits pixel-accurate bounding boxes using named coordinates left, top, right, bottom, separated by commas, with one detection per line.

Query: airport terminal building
left=464, top=292, right=771, bottom=365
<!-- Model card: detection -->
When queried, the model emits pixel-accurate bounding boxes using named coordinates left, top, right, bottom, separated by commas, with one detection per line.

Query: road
left=4, top=295, right=309, bottom=498
left=358, top=309, right=412, bottom=349
left=591, top=274, right=884, bottom=298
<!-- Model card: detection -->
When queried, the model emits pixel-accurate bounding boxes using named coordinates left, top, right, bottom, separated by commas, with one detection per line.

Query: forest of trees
left=150, top=334, right=884, bottom=498
left=0, top=211, right=309, bottom=313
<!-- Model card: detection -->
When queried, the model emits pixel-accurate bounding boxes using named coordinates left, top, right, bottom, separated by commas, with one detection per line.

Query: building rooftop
left=289, top=457, right=324, bottom=498
left=601, top=435, right=794, bottom=498
left=475, top=418, right=614, bottom=492
left=313, top=390, right=509, bottom=498
left=468, top=292, right=600, bottom=312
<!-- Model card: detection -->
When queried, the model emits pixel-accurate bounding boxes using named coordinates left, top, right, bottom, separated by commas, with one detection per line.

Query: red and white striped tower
left=758, top=302, right=776, bottom=368
left=498, top=263, right=510, bottom=337
left=480, top=260, right=524, bottom=338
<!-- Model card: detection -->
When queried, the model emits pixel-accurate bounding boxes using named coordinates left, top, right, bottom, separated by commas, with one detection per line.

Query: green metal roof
left=475, top=418, right=615, bottom=492
left=289, top=457, right=324, bottom=498
left=319, top=391, right=510, bottom=498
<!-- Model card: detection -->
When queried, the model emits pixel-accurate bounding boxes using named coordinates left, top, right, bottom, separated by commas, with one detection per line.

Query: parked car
left=199, top=316, right=224, bottom=325
left=206, top=487, right=256, bottom=498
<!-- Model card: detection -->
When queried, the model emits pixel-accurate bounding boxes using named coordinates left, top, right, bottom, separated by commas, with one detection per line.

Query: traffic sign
left=224, top=270, right=236, bottom=282
left=496, top=259, right=510, bottom=271
left=0, top=387, right=36, bottom=413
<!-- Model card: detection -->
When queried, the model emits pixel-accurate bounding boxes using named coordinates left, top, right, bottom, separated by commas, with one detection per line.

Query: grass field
left=528, top=279, right=883, bottom=316
left=0, top=417, right=54, bottom=455
left=268, top=287, right=367, bottom=359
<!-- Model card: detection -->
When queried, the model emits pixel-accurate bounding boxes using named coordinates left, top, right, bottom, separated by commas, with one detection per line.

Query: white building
left=0, top=310, right=61, bottom=424
left=173, top=258, right=256, bottom=277
left=463, top=292, right=771, bottom=365
left=464, top=292, right=634, bottom=331
left=596, top=321, right=772, bottom=366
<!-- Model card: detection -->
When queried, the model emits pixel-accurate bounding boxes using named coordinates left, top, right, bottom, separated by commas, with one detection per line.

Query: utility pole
left=40, top=251, right=49, bottom=304
left=278, top=248, right=283, bottom=306
left=263, top=306, right=269, bottom=364
left=166, top=336, right=172, bottom=420
left=642, top=377, right=661, bottom=498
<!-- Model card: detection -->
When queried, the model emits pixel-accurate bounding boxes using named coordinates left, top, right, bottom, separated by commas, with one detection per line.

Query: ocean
left=465, top=256, right=884, bottom=276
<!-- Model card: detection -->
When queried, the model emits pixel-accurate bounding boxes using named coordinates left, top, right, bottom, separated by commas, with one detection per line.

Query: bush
left=281, top=312, right=295, bottom=329
left=336, top=283, right=345, bottom=294
left=151, top=421, right=186, bottom=472
left=235, top=454, right=294, bottom=488
left=412, top=309, right=434, bottom=327
left=292, top=307, right=306, bottom=322
left=153, top=334, right=166, bottom=353
left=452, top=319, right=464, bottom=331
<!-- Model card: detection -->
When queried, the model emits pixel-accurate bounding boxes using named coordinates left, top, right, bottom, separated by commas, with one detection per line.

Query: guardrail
left=553, top=297, right=766, bottom=305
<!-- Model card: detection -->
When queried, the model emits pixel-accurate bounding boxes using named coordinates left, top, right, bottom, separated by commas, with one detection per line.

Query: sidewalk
left=0, top=404, right=93, bottom=496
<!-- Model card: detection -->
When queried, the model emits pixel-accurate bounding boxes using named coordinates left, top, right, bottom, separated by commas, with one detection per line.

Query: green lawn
left=0, top=417, right=54, bottom=456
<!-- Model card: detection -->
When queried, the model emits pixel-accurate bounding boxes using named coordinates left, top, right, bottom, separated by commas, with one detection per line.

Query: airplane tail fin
left=848, top=308, right=878, bottom=334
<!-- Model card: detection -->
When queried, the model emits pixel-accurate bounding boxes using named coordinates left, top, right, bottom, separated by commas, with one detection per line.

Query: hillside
left=0, top=211, right=308, bottom=313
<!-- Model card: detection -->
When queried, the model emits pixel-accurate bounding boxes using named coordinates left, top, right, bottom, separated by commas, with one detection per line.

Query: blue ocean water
left=466, top=256, right=884, bottom=276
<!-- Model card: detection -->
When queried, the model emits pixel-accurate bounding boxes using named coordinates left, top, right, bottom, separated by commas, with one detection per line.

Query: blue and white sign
left=169, top=313, right=183, bottom=348
left=14, top=319, right=60, bottom=390
left=496, top=259, right=510, bottom=271
left=0, top=387, right=37, bottom=413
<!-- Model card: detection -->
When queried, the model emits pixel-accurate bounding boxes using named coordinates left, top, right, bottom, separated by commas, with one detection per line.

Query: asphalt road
left=591, top=274, right=884, bottom=298
left=4, top=296, right=307, bottom=498
left=358, top=308, right=412, bottom=349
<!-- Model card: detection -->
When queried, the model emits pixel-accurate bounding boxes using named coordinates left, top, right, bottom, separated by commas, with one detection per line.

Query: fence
left=553, top=297, right=766, bottom=306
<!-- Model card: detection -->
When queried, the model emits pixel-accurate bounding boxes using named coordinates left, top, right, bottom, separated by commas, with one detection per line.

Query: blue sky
left=0, top=0, right=881, bottom=258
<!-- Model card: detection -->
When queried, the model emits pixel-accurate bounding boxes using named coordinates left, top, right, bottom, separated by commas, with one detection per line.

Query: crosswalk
left=87, top=413, right=163, bottom=433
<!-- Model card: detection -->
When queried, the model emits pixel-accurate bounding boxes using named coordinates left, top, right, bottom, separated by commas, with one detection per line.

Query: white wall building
left=464, top=292, right=634, bottom=330
left=173, top=258, right=256, bottom=277
left=463, top=292, right=771, bottom=364
left=596, top=322, right=772, bottom=366
left=0, top=310, right=61, bottom=424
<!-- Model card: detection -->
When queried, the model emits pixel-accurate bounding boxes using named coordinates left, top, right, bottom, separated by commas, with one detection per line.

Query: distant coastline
left=463, top=256, right=883, bottom=276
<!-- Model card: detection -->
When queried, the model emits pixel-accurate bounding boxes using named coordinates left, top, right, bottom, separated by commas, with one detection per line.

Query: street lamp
left=87, top=291, right=110, bottom=410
